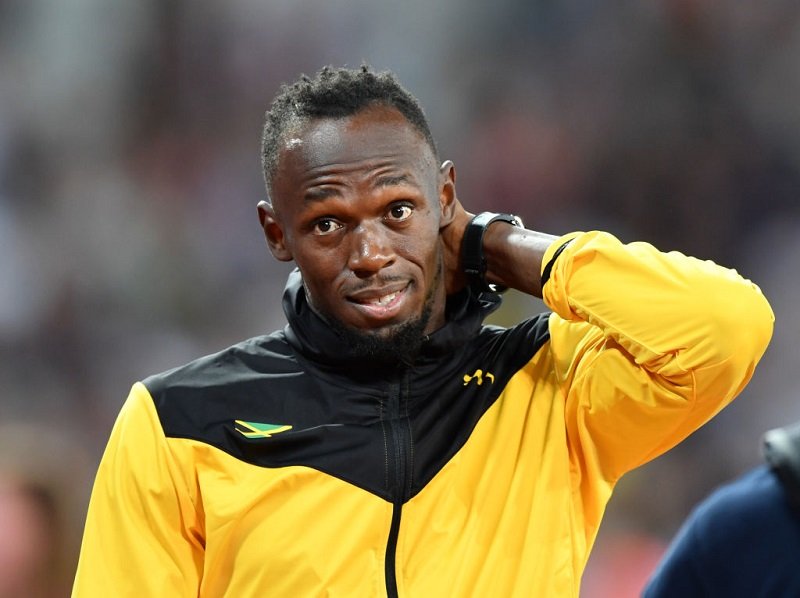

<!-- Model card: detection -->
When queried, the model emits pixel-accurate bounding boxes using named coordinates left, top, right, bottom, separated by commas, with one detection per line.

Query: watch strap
left=461, top=211, right=523, bottom=293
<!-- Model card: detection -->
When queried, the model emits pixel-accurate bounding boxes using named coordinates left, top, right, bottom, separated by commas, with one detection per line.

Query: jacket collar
left=281, top=269, right=501, bottom=368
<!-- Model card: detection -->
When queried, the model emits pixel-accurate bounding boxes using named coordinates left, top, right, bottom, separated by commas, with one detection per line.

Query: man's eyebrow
left=374, top=173, right=416, bottom=188
left=303, top=174, right=417, bottom=202
left=303, top=186, right=342, bottom=202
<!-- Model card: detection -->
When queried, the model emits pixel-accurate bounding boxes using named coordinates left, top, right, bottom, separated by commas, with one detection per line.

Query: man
left=644, top=421, right=800, bottom=597
left=72, top=66, right=774, bottom=597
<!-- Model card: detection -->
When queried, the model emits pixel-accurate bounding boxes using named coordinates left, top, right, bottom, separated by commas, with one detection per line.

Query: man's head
left=258, top=66, right=457, bottom=362
left=260, top=66, right=439, bottom=195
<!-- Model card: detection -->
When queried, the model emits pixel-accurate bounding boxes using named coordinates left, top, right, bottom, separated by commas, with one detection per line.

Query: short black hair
left=260, top=65, right=438, bottom=194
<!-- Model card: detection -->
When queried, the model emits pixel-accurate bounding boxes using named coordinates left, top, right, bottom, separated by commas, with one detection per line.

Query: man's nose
left=348, top=222, right=395, bottom=277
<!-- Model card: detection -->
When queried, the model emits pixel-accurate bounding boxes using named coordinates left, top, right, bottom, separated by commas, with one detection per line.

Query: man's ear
left=257, top=201, right=293, bottom=262
left=438, top=160, right=457, bottom=228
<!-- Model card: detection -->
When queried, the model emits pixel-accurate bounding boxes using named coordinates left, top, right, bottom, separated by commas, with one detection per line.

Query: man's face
left=259, top=105, right=456, bottom=352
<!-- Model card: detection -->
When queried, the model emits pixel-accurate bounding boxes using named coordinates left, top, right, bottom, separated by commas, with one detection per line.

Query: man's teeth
left=368, top=291, right=398, bottom=306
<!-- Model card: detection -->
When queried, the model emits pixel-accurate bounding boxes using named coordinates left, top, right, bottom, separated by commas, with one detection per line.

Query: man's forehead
left=278, top=107, right=433, bottom=168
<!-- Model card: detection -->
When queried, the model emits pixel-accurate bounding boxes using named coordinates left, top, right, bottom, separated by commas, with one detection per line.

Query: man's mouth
left=363, top=290, right=400, bottom=306
left=347, top=283, right=410, bottom=322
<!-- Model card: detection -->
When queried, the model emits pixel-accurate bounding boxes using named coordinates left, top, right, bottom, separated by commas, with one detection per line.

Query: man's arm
left=537, top=230, right=772, bottom=478
left=444, top=206, right=773, bottom=479
left=481, top=217, right=556, bottom=297
left=72, top=384, right=204, bottom=597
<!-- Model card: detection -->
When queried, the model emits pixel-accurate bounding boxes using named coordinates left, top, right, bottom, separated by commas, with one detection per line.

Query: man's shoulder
left=678, top=465, right=796, bottom=558
left=138, top=329, right=312, bottom=441
left=478, top=311, right=552, bottom=347
left=693, top=466, right=782, bottom=524
left=142, top=329, right=298, bottom=401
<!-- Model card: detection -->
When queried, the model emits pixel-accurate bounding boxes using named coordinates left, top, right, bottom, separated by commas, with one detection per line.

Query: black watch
left=461, top=211, right=524, bottom=293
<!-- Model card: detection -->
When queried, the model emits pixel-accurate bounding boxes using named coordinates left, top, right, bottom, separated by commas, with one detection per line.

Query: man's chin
left=330, top=311, right=431, bottom=365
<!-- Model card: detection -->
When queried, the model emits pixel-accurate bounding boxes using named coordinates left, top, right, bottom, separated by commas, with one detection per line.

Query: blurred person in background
left=72, top=66, right=773, bottom=597
left=644, top=420, right=800, bottom=597
left=0, top=477, right=52, bottom=598
left=0, top=423, right=91, bottom=598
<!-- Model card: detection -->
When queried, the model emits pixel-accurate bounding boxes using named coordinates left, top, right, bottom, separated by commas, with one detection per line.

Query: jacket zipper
left=384, top=371, right=411, bottom=598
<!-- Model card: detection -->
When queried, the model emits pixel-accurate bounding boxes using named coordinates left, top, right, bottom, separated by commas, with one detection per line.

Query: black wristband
left=461, top=212, right=524, bottom=293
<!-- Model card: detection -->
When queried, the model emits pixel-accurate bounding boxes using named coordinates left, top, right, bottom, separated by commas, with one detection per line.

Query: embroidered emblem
left=234, top=420, right=293, bottom=439
left=463, top=369, right=495, bottom=386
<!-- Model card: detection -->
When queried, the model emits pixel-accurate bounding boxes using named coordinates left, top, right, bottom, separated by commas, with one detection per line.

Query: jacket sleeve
left=72, top=383, right=204, bottom=597
left=542, top=231, right=774, bottom=483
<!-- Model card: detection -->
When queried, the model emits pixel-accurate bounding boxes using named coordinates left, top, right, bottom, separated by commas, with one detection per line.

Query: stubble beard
left=328, top=300, right=433, bottom=365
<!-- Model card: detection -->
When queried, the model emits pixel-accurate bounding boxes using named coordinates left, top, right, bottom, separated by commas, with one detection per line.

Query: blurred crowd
left=0, top=0, right=798, bottom=595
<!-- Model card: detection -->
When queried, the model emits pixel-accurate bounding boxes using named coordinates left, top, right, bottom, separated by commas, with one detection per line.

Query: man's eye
left=387, top=204, right=413, bottom=221
left=313, top=219, right=342, bottom=235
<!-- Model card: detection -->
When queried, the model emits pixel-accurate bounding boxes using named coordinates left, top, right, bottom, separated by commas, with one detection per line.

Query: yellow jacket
left=73, top=231, right=773, bottom=597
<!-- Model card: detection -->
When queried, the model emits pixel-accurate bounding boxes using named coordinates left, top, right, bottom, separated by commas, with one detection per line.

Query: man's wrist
left=461, top=212, right=524, bottom=293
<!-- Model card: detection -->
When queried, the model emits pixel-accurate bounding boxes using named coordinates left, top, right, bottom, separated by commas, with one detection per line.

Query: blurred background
left=0, top=0, right=798, bottom=595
